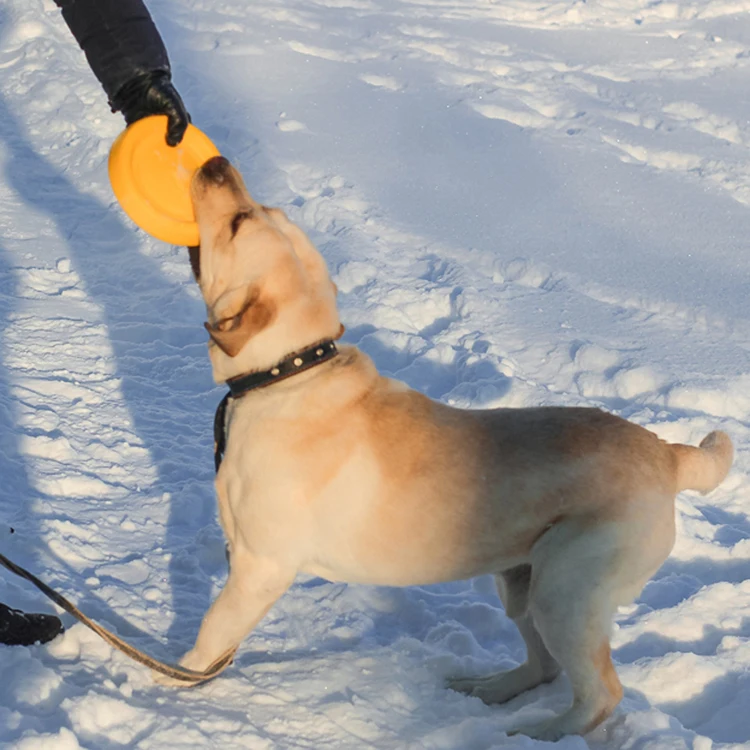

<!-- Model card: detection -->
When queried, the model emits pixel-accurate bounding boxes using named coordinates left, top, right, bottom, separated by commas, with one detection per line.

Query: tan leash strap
left=0, top=551, right=236, bottom=685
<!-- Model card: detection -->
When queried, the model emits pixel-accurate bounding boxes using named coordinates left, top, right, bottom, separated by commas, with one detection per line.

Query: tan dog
left=167, top=155, right=733, bottom=741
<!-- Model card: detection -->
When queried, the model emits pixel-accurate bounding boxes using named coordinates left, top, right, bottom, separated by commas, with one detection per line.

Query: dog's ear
left=204, top=287, right=275, bottom=357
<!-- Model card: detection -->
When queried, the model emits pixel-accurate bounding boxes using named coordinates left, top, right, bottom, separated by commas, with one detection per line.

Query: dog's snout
left=199, top=155, right=232, bottom=185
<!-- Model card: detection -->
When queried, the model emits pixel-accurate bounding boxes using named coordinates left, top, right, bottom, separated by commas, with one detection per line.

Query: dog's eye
left=212, top=312, right=243, bottom=333
left=231, top=209, right=254, bottom=238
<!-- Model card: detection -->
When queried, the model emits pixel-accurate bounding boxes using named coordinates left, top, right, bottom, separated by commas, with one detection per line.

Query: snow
left=1, top=0, right=749, bottom=747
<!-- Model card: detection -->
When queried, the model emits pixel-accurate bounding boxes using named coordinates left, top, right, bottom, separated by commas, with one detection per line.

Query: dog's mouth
left=192, top=156, right=247, bottom=206
left=197, top=155, right=233, bottom=185
left=189, top=157, right=250, bottom=283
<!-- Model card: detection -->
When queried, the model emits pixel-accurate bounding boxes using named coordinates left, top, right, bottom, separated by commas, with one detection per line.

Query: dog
left=163, top=155, right=733, bottom=741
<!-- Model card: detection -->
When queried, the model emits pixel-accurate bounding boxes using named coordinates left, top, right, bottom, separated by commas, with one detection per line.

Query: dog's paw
left=508, top=713, right=580, bottom=742
left=151, top=649, right=206, bottom=688
left=151, top=668, right=193, bottom=688
left=448, top=674, right=519, bottom=704
left=447, top=674, right=488, bottom=695
left=447, top=675, right=511, bottom=704
left=507, top=721, right=568, bottom=743
left=508, top=704, right=607, bottom=742
left=448, top=664, right=552, bottom=705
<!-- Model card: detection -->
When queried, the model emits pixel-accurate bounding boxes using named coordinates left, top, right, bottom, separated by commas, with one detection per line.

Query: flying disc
left=108, top=115, right=220, bottom=246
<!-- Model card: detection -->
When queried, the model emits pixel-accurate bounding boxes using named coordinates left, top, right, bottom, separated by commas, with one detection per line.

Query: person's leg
left=0, top=602, right=63, bottom=646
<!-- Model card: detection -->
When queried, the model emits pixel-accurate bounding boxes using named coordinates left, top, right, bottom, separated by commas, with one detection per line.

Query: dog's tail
left=672, top=431, right=733, bottom=494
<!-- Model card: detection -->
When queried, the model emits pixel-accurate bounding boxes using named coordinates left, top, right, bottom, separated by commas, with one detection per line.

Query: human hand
left=110, top=71, right=190, bottom=146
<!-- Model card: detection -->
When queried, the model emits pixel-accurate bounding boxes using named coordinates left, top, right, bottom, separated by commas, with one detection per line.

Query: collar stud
left=225, top=340, right=339, bottom=399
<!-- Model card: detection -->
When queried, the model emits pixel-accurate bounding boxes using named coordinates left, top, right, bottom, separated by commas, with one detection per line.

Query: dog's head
left=190, top=156, right=342, bottom=383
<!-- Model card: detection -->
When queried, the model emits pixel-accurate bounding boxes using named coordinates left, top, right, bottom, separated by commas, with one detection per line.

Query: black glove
left=111, top=71, right=190, bottom=147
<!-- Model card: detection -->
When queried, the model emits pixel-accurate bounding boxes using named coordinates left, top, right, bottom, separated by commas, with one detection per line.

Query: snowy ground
left=1, top=0, right=749, bottom=747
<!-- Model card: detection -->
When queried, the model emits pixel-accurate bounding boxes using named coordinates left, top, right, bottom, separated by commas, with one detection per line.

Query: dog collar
left=213, top=340, right=339, bottom=472
left=226, top=340, right=338, bottom=398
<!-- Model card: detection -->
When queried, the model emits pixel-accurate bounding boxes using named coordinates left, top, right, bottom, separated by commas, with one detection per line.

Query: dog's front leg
left=154, top=553, right=294, bottom=686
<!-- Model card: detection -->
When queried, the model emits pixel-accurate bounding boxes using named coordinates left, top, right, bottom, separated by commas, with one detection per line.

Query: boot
left=0, top=602, right=63, bottom=646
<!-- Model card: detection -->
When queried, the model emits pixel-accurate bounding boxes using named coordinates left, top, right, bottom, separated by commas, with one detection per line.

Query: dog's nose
left=199, top=156, right=231, bottom=185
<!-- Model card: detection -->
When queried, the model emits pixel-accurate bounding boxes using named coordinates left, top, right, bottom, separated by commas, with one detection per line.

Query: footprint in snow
left=276, top=113, right=307, bottom=133
left=359, top=74, right=404, bottom=92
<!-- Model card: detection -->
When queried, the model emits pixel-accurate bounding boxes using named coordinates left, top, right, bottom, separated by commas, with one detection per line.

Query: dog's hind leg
left=448, top=564, right=560, bottom=703
left=508, top=522, right=634, bottom=741
left=510, top=507, right=676, bottom=741
left=154, top=552, right=294, bottom=686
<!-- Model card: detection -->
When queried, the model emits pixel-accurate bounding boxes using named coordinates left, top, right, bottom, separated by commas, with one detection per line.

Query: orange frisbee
left=108, top=115, right=220, bottom=246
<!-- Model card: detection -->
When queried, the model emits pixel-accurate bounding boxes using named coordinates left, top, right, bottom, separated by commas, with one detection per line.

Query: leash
left=0, top=550, right=236, bottom=684
left=214, top=391, right=231, bottom=472
left=1, top=338, right=339, bottom=683
left=0, top=395, right=238, bottom=685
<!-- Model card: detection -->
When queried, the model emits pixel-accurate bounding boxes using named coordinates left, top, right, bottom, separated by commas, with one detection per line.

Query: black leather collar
left=226, top=340, right=338, bottom=398
left=213, top=340, right=338, bottom=472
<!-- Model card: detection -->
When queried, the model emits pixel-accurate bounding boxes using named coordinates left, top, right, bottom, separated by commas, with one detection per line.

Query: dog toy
left=109, top=115, right=220, bottom=245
